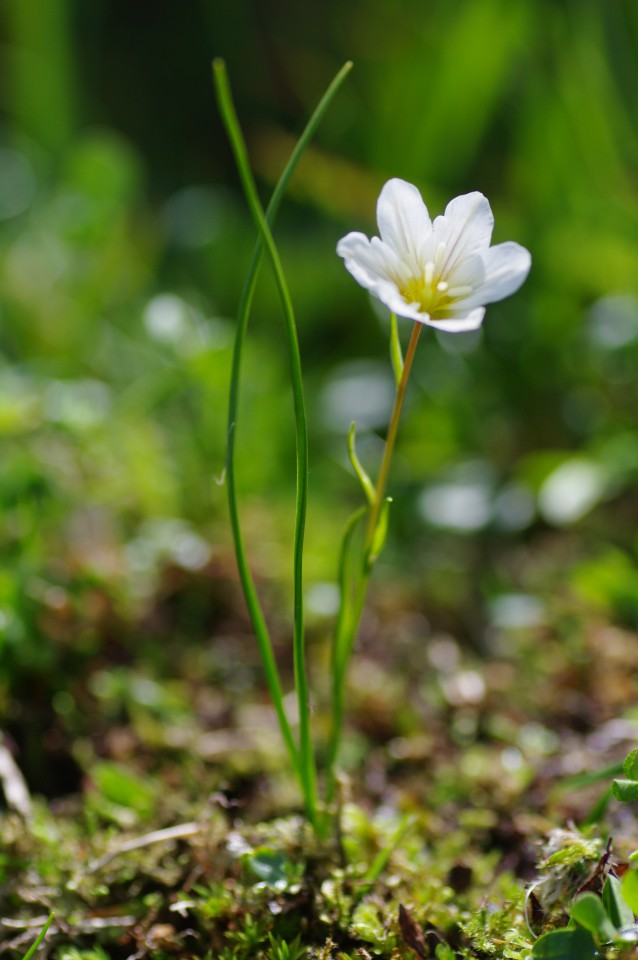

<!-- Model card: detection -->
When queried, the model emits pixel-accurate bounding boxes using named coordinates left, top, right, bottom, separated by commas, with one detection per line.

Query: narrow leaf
left=367, top=496, right=392, bottom=567
left=214, top=58, right=355, bottom=830
left=22, top=914, right=54, bottom=960
left=362, top=815, right=415, bottom=891
left=219, top=59, right=352, bottom=796
left=389, top=312, right=404, bottom=387
left=580, top=785, right=613, bottom=826
left=348, top=422, right=376, bottom=506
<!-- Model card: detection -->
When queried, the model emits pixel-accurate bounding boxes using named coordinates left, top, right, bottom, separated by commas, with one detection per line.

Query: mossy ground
left=3, top=531, right=638, bottom=960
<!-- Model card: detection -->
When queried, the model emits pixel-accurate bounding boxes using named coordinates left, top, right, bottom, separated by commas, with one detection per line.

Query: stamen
left=424, top=261, right=435, bottom=285
left=434, top=241, right=447, bottom=269
left=446, top=284, right=473, bottom=299
left=436, top=281, right=449, bottom=292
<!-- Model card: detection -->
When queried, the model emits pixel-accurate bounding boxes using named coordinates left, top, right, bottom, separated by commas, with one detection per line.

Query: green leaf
left=580, top=786, right=613, bottom=825
left=91, top=761, right=155, bottom=817
left=603, top=874, right=634, bottom=930
left=570, top=891, right=617, bottom=941
left=22, top=914, right=54, bottom=960
left=389, top=312, right=404, bottom=387
left=246, top=848, right=298, bottom=891
left=621, top=868, right=638, bottom=915
left=612, top=778, right=638, bottom=803
left=531, top=927, right=596, bottom=959
left=351, top=902, right=387, bottom=946
left=434, top=945, right=455, bottom=960
left=367, top=496, right=392, bottom=567
left=624, top=748, right=638, bottom=780
left=348, top=422, right=376, bottom=506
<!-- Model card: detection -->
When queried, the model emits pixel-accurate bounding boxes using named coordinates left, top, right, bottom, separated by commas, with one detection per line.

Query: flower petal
left=460, top=242, right=531, bottom=309
left=374, top=283, right=430, bottom=323
left=376, top=178, right=432, bottom=269
left=337, top=233, right=421, bottom=318
left=336, top=231, right=396, bottom=290
left=424, top=307, right=486, bottom=333
left=433, top=192, right=494, bottom=275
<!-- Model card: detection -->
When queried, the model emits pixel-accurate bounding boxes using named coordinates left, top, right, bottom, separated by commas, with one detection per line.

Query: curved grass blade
left=348, top=422, right=376, bottom=506
left=21, top=914, right=54, bottom=960
left=214, top=59, right=351, bottom=827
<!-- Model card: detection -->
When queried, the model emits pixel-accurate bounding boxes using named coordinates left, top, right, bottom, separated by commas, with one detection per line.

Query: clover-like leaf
left=571, top=892, right=617, bottom=941
left=245, top=848, right=298, bottom=891
left=603, top=875, right=634, bottom=930
left=612, top=779, right=638, bottom=803
left=531, top=927, right=596, bottom=959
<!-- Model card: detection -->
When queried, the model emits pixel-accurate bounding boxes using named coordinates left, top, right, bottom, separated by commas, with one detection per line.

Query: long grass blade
left=21, top=914, right=54, bottom=960
left=214, top=59, right=351, bottom=827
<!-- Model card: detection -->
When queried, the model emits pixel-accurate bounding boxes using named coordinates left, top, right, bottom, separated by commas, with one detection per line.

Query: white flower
left=337, top=179, right=531, bottom=332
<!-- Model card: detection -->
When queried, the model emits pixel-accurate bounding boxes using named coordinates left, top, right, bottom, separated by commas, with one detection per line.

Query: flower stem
left=325, top=320, right=423, bottom=816
left=364, top=320, right=422, bottom=557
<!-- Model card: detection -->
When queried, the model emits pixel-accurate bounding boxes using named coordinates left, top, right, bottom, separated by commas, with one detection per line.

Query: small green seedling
left=532, top=875, right=638, bottom=958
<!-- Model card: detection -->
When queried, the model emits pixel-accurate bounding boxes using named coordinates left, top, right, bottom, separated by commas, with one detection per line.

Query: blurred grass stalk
left=213, top=57, right=352, bottom=833
left=4, top=0, right=75, bottom=155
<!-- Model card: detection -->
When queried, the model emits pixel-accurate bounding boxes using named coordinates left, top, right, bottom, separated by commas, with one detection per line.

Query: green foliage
left=620, top=869, right=638, bottom=916
left=532, top=867, right=638, bottom=956
left=244, top=848, right=303, bottom=892
left=349, top=900, right=389, bottom=948
left=225, top=915, right=270, bottom=957
left=570, top=892, right=617, bottom=941
left=265, top=931, right=306, bottom=960
left=21, top=914, right=54, bottom=960
left=3, top=3, right=638, bottom=958
left=602, top=875, right=634, bottom=930
left=613, top=748, right=638, bottom=803
left=532, top=928, right=596, bottom=960
left=56, top=948, right=111, bottom=960
left=88, top=761, right=156, bottom=822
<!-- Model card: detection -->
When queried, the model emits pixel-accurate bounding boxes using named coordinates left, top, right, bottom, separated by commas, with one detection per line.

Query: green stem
left=215, top=59, right=352, bottom=828
left=324, top=506, right=366, bottom=809
left=22, top=914, right=54, bottom=960
left=325, top=320, right=423, bottom=812
left=363, top=321, right=422, bottom=556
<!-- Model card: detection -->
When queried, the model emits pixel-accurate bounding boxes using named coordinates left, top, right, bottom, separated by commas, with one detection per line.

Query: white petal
left=425, top=308, right=486, bottom=332
left=433, top=192, right=494, bottom=274
left=376, top=178, right=432, bottom=268
left=337, top=233, right=422, bottom=319
left=460, top=242, right=531, bottom=309
left=336, top=231, right=396, bottom=290
left=374, top=283, right=430, bottom=322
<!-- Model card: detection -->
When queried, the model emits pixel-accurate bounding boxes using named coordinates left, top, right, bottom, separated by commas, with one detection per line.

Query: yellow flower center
left=397, top=242, right=473, bottom=317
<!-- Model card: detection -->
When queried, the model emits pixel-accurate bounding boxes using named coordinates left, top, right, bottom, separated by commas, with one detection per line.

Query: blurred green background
left=1, top=0, right=638, bottom=772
